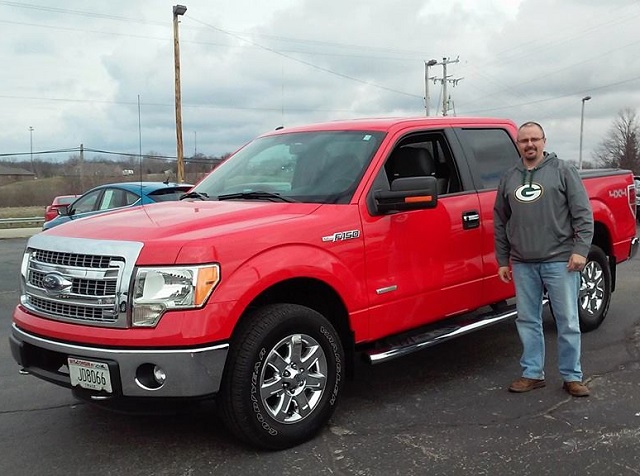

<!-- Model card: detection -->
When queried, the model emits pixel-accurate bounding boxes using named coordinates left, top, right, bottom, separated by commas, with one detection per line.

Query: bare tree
left=592, top=108, right=640, bottom=174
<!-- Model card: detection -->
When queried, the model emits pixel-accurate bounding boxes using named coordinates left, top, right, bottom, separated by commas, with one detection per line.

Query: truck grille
left=23, top=246, right=128, bottom=327
left=27, top=296, right=113, bottom=322
left=33, top=249, right=113, bottom=268
left=29, top=269, right=117, bottom=296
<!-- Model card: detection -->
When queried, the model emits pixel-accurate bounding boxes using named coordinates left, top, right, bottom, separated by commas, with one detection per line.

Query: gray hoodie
left=494, top=152, right=594, bottom=267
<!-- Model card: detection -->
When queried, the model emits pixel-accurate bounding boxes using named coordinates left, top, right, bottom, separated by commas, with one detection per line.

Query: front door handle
left=462, top=211, right=480, bottom=229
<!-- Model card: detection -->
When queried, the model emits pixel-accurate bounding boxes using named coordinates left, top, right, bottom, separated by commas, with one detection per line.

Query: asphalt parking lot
left=1, top=231, right=639, bottom=475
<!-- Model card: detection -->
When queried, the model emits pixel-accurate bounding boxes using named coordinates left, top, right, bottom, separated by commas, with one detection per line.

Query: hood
left=43, top=201, right=322, bottom=263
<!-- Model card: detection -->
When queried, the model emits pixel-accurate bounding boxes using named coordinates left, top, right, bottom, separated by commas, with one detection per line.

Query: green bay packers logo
left=514, top=183, right=543, bottom=202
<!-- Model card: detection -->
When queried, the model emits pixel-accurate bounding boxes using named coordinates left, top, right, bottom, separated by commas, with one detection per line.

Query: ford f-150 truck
left=10, top=117, right=638, bottom=449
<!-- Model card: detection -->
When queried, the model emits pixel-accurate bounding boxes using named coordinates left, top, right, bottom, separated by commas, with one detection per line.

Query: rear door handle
left=462, top=211, right=480, bottom=229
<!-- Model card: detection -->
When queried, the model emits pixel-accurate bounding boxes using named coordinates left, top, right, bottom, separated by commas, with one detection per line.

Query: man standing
left=494, top=121, right=594, bottom=397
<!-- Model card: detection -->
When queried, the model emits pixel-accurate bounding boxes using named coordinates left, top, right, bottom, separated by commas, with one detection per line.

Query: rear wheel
left=546, top=245, right=611, bottom=332
left=578, top=245, right=611, bottom=332
left=218, top=304, right=344, bottom=450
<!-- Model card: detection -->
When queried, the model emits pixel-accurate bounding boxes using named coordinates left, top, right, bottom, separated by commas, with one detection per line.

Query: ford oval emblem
left=42, top=273, right=72, bottom=293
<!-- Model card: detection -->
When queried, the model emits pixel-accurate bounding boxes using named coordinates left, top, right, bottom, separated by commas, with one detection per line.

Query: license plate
left=68, top=357, right=113, bottom=393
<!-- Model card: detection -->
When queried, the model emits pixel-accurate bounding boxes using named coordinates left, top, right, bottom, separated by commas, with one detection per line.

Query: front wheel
left=578, top=245, right=611, bottom=332
left=218, top=304, right=345, bottom=450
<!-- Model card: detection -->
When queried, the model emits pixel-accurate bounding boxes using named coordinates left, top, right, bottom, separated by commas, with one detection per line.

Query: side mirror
left=57, top=205, right=71, bottom=217
left=373, top=176, right=438, bottom=214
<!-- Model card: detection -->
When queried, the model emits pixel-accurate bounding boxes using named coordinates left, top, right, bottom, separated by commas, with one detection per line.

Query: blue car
left=42, top=181, right=193, bottom=230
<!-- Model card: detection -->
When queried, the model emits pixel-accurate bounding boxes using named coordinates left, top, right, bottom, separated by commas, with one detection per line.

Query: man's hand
left=498, top=266, right=512, bottom=283
left=567, top=253, right=587, bottom=272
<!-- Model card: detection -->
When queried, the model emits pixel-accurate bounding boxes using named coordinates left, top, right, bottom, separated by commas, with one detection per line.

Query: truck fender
left=211, top=244, right=367, bottom=334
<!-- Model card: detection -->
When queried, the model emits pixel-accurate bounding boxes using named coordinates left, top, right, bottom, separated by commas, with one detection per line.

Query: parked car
left=635, top=175, right=640, bottom=223
left=42, top=181, right=193, bottom=230
left=44, top=195, right=79, bottom=223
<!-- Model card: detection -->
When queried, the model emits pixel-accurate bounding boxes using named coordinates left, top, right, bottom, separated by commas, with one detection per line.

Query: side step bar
left=364, top=302, right=526, bottom=365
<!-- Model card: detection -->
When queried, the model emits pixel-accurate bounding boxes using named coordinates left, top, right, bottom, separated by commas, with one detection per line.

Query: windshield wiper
left=217, top=191, right=297, bottom=203
left=180, top=191, right=209, bottom=201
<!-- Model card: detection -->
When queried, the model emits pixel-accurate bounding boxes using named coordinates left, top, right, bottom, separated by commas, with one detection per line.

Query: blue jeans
left=511, top=261, right=582, bottom=382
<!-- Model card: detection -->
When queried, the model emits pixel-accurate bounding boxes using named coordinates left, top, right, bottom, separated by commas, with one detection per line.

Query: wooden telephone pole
left=173, top=5, right=187, bottom=183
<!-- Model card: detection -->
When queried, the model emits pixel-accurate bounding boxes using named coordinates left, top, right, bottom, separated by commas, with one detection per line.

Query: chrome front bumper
left=10, top=324, right=228, bottom=398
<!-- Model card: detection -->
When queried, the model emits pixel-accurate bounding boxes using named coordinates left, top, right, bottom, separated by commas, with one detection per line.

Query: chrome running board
left=364, top=302, right=524, bottom=365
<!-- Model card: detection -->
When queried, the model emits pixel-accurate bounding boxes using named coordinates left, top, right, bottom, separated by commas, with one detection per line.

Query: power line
left=465, top=74, right=640, bottom=115
left=0, top=147, right=82, bottom=157
left=3, top=68, right=640, bottom=123
left=185, top=16, right=423, bottom=100
left=5, top=0, right=637, bottom=108
left=461, top=32, right=640, bottom=111
left=0, top=18, right=428, bottom=63
left=0, top=0, right=439, bottom=61
left=0, top=1, right=164, bottom=25
left=0, top=146, right=221, bottom=165
left=481, top=2, right=640, bottom=65
left=3, top=0, right=640, bottom=123
left=0, top=93, right=359, bottom=113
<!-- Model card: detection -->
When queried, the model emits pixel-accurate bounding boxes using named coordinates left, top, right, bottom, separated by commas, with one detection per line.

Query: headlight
left=20, top=250, right=31, bottom=281
left=131, top=264, right=220, bottom=327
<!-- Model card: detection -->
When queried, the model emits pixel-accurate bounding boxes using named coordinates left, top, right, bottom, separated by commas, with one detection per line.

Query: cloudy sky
left=2, top=0, right=640, bottom=167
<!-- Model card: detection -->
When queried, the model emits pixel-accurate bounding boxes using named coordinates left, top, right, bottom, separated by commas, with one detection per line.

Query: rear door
left=98, top=187, right=138, bottom=210
left=452, top=126, right=521, bottom=305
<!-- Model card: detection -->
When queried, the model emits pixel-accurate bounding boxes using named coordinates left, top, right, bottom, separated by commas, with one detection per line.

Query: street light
left=578, top=95, right=591, bottom=170
left=28, top=126, right=34, bottom=174
left=424, top=59, right=437, bottom=117
left=173, top=4, right=187, bottom=183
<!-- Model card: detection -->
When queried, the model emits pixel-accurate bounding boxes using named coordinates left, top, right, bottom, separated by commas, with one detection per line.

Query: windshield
left=193, top=130, right=384, bottom=204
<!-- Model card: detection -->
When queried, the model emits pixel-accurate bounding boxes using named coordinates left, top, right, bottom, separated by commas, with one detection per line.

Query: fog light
left=132, top=304, right=166, bottom=327
left=135, top=363, right=166, bottom=390
left=153, top=366, right=166, bottom=385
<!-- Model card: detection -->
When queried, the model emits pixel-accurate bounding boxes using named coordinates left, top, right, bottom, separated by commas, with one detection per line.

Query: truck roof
left=260, top=116, right=517, bottom=136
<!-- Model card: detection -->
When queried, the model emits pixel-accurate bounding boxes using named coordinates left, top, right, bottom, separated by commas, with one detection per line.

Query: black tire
left=218, top=304, right=345, bottom=450
left=578, top=245, right=611, bottom=332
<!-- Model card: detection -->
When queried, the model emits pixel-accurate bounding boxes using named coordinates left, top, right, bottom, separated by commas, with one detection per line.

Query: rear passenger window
left=124, top=191, right=139, bottom=205
left=459, top=128, right=519, bottom=189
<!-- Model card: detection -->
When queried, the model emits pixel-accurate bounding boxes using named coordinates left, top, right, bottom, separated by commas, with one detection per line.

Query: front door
left=361, top=131, right=485, bottom=341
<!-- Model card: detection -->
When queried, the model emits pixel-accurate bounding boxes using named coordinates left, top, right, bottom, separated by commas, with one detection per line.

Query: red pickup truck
left=10, top=117, right=638, bottom=449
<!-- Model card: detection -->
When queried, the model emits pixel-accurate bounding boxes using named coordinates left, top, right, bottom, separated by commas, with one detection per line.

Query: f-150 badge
left=322, top=230, right=361, bottom=242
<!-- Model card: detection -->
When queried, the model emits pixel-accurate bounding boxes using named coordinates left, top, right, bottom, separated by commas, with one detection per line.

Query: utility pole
left=173, top=5, right=187, bottom=183
left=79, top=143, right=85, bottom=192
left=431, top=57, right=463, bottom=116
left=28, top=126, right=34, bottom=174
left=579, top=96, right=592, bottom=170
left=138, top=94, right=143, bottom=182
left=424, top=59, right=437, bottom=116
